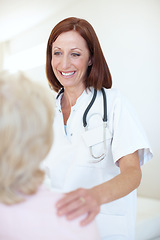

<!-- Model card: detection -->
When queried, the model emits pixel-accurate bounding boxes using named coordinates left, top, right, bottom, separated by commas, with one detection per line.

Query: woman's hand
left=56, top=151, right=141, bottom=227
left=56, top=188, right=100, bottom=226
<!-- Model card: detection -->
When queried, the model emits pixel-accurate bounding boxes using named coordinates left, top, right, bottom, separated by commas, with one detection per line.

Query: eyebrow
left=53, top=47, right=82, bottom=51
left=71, top=48, right=82, bottom=51
left=53, top=47, right=61, bottom=50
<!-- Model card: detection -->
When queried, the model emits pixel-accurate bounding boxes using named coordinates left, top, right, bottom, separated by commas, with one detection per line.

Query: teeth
left=61, top=71, right=75, bottom=76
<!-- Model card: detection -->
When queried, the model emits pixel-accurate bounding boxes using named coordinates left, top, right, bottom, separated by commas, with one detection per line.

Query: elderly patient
left=0, top=73, right=100, bottom=240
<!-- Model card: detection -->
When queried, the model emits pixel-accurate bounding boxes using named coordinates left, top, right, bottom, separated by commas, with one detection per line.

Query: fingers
left=80, top=212, right=97, bottom=226
left=56, top=189, right=82, bottom=210
left=57, top=196, right=86, bottom=217
left=56, top=188, right=100, bottom=225
left=66, top=204, right=88, bottom=220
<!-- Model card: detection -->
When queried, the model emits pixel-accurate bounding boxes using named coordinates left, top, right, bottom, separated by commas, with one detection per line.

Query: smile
left=60, top=71, right=75, bottom=76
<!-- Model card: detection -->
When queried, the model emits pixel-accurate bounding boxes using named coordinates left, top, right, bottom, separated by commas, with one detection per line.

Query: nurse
left=45, top=17, right=152, bottom=239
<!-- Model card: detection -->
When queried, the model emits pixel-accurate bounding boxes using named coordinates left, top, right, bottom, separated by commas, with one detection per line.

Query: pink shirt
left=0, top=186, right=100, bottom=240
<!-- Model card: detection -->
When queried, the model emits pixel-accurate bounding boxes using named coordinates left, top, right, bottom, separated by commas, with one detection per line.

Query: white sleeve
left=111, top=92, right=153, bottom=166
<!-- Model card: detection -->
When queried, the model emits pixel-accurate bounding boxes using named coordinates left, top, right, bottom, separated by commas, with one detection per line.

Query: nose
left=60, top=54, right=70, bottom=70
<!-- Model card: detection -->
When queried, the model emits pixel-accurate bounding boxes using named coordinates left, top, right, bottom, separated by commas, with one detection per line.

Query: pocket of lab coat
left=81, top=124, right=112, bottom=163
left=96, top=213, right=128, bottom=238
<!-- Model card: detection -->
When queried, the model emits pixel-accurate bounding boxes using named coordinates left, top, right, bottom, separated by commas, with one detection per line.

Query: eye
left=53, top=51, right=62, bottom=56
left=71, top=53, right=80, bottom=57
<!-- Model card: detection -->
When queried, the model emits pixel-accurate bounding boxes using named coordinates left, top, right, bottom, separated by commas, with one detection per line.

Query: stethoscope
left=83, top=88, right=107, bottom=160
left=57, top=87, right=107, bottom=160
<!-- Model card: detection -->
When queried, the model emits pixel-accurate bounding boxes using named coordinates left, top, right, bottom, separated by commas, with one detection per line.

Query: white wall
left=1, top=0, right=160, bottom=198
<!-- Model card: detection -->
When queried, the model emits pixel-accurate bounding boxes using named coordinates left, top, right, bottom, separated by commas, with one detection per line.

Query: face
left=51, top=30, right=91, bottom=91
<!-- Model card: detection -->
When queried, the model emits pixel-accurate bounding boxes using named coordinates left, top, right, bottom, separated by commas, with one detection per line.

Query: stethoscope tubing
left=101, top=87, right=107, bottom=123
left=83, top=89, right=97, bottom=128
left=83, top=88, right=107, bottom=128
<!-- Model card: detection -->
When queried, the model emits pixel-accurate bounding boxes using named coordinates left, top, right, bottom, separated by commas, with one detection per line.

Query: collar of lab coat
left=56, top=87, right=94, bottom=112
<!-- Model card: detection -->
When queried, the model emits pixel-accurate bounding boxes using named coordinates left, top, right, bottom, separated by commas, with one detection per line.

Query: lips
left=60, top=71, right=75, bottom=76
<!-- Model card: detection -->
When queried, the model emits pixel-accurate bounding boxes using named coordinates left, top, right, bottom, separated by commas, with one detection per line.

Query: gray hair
left=0, top=73, right=54, bottom=205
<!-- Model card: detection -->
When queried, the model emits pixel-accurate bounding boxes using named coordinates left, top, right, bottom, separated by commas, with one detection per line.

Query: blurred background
left=0, top=0, right=160, bottom=233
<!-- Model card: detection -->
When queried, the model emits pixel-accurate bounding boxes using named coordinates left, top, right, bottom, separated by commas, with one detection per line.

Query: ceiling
left=0, top=0, right=72, bottom=42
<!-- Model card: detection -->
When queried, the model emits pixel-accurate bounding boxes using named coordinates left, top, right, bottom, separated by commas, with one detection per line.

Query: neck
left=61, top=85, right=85, bottom=108
left=61, top=85, right=85, bottom=125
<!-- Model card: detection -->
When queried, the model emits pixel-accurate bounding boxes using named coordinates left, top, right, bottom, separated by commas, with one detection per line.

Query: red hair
left=46, top=17, right=112, bottom=92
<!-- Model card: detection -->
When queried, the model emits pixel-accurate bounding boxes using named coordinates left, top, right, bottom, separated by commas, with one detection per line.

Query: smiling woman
left=51, top=30, right=92, bottom=95
left=45, top=17, right=152, bottom=240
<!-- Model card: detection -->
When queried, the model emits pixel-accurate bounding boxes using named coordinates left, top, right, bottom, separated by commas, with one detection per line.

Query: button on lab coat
left=44, top=87, right=152, bottom=239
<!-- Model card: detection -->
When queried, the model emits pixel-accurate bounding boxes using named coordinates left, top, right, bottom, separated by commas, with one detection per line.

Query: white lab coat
left=44, top=87, right=152, bottom=240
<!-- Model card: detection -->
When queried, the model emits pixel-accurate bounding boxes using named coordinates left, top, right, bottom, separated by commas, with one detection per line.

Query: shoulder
left=100, top=87, right=127, bottom=109
left=33, top=185, right=64, bottom=204
left=100, top=88, right=138, bottom=122
left=104, top=87, right=123, bottom=99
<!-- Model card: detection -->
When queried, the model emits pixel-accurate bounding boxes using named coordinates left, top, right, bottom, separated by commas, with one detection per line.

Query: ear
left=88, top=57, right=92, bottom=66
